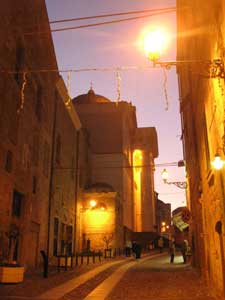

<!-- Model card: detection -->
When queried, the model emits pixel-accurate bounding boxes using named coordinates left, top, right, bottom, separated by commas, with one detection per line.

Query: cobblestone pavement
left=0, top=256, right=124, bottom=299
left=106, top=255, right=216, bottom=300
left=0, top=253, right=218, bottom=300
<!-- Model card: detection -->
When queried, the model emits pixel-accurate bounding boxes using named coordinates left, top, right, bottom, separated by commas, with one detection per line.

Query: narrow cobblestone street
left=106, top=255, right=215, bottom=300
left=0, top=253, right=218, bottom=300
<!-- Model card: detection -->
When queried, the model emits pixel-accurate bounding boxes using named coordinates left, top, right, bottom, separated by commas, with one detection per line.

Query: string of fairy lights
left=4, top=64, right=171, bottom=114
left=1, top=6, right=178, bottom=113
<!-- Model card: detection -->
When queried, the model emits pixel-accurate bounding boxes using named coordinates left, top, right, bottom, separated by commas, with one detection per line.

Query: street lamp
left=161, top=168, right=187, bottom=189
left=82, top=199, right=107, bottom=211
left=143, top=28, right=225, bottom=79
left=211, top=153, right=225, bottom=170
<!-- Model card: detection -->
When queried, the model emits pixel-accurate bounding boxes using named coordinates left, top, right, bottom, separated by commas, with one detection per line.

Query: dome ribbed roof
left=73, top=88, right=111, bottom=104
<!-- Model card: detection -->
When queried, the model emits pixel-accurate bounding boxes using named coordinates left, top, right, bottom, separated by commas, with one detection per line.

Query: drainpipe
left=46, top=92, right=58, bottom=277
left=73, top=130, right=80, bottom=254
left=218, top=170, right=225, bottom=297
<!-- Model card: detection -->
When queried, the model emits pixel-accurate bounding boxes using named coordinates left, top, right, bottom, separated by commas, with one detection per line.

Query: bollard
left=40, top=250, right=48, bottom=278
left=114, top=248, right=117, bottom=257
left=65, top=255, right=68, bottom=271
left=76, top=252, right=78, bottom=266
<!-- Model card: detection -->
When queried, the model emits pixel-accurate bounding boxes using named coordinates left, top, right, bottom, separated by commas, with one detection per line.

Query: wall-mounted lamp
left=84, top=199, right=107, bottom=211
left=144, top=28, right=225, bottom=79
left=89, top=199, right=97, bottom=208
left=161, top=168, right=187, bottom=189
left=211, top=153, right=225, bottom=170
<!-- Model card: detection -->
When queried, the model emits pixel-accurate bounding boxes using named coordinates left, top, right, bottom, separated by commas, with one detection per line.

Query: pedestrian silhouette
left=158, top=236, right=164, bottom=253
left=132, top=241, right=142, bottom=259
left=181, top=239, right=188, bottom=263
left=169, top=239, right=176, bottom=263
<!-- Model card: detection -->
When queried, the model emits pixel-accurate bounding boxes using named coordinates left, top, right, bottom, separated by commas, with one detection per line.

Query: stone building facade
left=156, top=198, right=171, bottom=235
left=0, top=0, right=159, bottom=273
left=0, top=1, right=81, bottom=271
left=73, top=89, right=158, bottom=251
left=177, top=0, right=225, bottom=297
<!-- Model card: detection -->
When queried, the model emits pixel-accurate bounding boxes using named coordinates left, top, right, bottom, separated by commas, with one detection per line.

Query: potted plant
left=0, top=223, right=24, bottom=283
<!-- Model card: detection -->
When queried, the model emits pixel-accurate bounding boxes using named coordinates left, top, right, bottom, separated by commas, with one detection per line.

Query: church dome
left=84, top=182, right=115, bottom=192
left=72, top=88, right=111, bottom=104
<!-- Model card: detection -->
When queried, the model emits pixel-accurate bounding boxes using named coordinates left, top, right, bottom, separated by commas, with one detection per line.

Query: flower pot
left=0, top=266, right=24, bottom=283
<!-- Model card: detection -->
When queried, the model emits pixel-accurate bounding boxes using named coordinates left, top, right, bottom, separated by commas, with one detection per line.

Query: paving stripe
left=38, top=259, right=128, bottom=300
left=83, top=254, right=161, bottom=300
left=0, top=253, right=162, bottom=300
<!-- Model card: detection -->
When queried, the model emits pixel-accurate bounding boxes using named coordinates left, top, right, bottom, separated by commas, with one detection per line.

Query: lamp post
left=161, top=168, right=187, bottom=189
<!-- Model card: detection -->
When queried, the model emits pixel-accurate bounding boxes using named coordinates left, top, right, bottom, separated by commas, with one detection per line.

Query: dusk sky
left=45, top=0, right=186, bottom=211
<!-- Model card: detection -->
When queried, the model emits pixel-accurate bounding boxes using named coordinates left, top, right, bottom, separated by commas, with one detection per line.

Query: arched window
left=5, top=150, right=13, bottom=172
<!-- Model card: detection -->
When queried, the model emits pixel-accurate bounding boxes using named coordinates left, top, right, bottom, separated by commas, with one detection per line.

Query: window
left=53, top=238, right=58, bottom=256
left=53, top=218, right=59, bottom=256
left=66, top=225, right=73, bottom=255
left=12, top=190, right=23, bottom=217
left=60, top=223, right=65, bottom=254
left=54, top=218, right=59, bottom=236
left=32, top=176, right=37, bottom=194
left=5, top=150, right=13, bottom=173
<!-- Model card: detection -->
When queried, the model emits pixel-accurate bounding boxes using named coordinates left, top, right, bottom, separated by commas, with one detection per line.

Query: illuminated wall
left=133, top=149, right=143, bottom=232
left=78, top=191, right=122, bottom=250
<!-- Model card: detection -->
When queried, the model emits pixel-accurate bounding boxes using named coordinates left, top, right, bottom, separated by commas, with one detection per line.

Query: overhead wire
left=25, top=8, right=176, bottom=35
left=50, top=7, right=176, bottom=24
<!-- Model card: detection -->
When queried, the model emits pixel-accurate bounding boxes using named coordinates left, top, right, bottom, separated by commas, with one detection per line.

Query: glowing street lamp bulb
left=89, top=199, right=97, bottom=208
left=143, top=29, right=166, bottom=61
left=211, top=154, right=225, bottom=170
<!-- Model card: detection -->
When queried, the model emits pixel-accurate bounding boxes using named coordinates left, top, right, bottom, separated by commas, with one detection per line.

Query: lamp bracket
left=155, top=59, right=225, bottom=79
left=166, top=181, right=187, bottom=189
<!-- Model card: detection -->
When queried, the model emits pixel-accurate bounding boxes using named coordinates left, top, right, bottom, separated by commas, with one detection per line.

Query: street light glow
left=142, top=28, right=167, bottom=61
left=89, top=199, right=97, bottom=208
left=211, top=154, right=225, bottom=170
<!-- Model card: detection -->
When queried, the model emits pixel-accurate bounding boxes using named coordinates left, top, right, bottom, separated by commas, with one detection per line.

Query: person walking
left=158, top=236, right=164, bottom=253
left=181, top=239, right=188, bottom=263
left=169, top=239, right=176, bottom=263
left=132, top=241, right=142, bottom=259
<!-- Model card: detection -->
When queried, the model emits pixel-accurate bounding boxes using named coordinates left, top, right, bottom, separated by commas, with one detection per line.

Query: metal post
left=46, top=92, right=58, bottom=277
left=73, top=130, right=80, bottom=255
